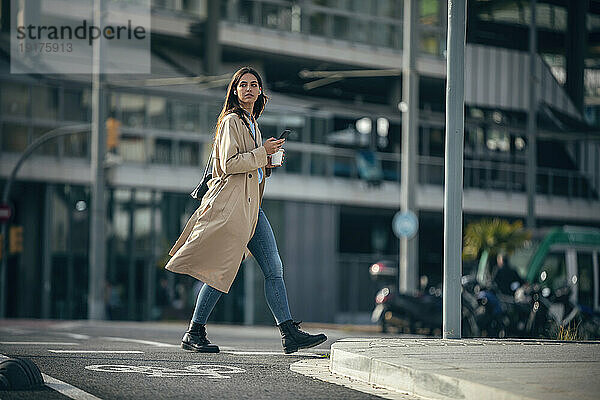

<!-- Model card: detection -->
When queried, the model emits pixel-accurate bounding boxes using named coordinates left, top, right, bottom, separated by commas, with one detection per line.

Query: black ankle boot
left=278, top=320, right=327, bottom=354
left=181, top=321, right=219, bottom=353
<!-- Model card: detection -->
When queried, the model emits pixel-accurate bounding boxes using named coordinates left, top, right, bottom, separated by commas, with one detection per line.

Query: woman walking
left=165, top=66, right=327, bottom=354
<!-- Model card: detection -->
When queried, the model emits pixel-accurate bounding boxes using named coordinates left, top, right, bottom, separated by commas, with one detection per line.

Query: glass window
left=539, top=252, right=567, bottom=290
left=112, top=189, right=132, bottom=255
left=262, top=3, right=291, bottom=31
left=152, top=138, right=172, bottom=164
left=120, top=93, right=145, bottom=127
left=310, top=153, right=329, bottom=176
left=51, top=186, right=69, bottom=252
left=429, top=128, right=444, bottom=157
left=310, top=117, right=328, bottom=145
left=32, top=86, right=59, bottom=120
left=1, top=123, right=28, bottom=152
left=1, top=81, right=29, bottom=117
left=281, top=114, right=305, bottom=142
left=148, top=96, right=170, bottom=129
left=172, top=101, right=200, bottom=132
left=376, top=0, right=401, bottom=19
left=420, top=0, right=440, bottom=25
left=577, top=253, right=595, bottom=309
left=278, top=149, right=302, bottom=174
left=64, top=88, right=90, bottom=121
left=420, top=32, right=441, bottom=56
left=179, top=141, right=199, bottom=166
left=134, top=190, right=153, bottom=252
left=333, top=15, right=350, bottom=40
left=32, top=126, right=59, bottom=156
left=120, top=134, right=147, bottom=163
left=70, top=186, right=89, bottom=253
left=64, top=127, right=89, bottom=158
left=310, top=12, right=327, bottom=36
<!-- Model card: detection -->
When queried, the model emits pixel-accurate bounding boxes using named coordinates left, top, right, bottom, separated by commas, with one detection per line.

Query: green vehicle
left=510, top=226, right=600, bottom=315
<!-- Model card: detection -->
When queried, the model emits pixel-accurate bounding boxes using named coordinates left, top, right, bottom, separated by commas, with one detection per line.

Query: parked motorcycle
left=369, top=261, right=480, bottom=336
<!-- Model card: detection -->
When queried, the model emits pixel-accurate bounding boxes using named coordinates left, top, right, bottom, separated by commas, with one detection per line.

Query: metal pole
left=526, top=0, right=537, bottom=229
left=399, top=0, right=419, bottom=295
left=442, top=0, right=466, bottom=339
left=88, top=0, right=107, bottom=319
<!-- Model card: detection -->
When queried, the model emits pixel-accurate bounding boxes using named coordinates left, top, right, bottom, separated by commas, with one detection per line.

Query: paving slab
left=330, top=338, right=600, bottom=400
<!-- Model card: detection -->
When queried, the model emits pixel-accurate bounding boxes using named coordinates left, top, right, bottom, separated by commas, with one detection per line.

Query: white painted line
left=43, top=373, right=102, bottom=400
left=49, top=350, right=144, bottom=354
left=222, top=350, right=324, bottom=357
left=1, top=353, right=101, bottom=400
left=100, top=336, right=179, bottom=348
left=0, top=342, right=79, bottom=345
left=60, top=333, right=91, bottom=340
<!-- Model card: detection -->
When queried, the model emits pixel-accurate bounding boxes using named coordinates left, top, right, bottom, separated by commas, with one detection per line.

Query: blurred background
left=0, top=1, right=599, bottom=336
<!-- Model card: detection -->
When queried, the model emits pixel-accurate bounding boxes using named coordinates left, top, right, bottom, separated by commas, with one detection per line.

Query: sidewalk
left=330, top=338, right=600, bottom=400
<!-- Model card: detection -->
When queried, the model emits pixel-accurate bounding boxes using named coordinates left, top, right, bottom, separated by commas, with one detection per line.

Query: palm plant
left=463, top=218, right=531, bottom=284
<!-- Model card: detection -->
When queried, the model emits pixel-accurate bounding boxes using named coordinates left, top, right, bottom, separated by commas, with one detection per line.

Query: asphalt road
left=0, top=320, right=392, bottom=399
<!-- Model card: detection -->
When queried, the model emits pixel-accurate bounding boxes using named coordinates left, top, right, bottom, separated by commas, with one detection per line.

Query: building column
left=566, top=0, right=587, bottom=114
left=204, top=0, right=221, bottom=75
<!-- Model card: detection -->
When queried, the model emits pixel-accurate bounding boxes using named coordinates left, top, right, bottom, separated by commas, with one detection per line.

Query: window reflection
left=148, top=96, right=169, bottom=129
left=64, top=88, right=91, bottom=122
left=1, top=123, right=28, bottom=152
left=120, top=134, right=147, bottom=163
left=32, top=86, right=59, bottom=120
left=172, top=101, right=200, bottom=132
left=179, top=141, right=199, bottom=166
left=1, top=82, right=29, bottom=117
left=152, top=138, right=172, bottom=164
left=120, top=93, right=145, bottom=127
left=32, top=126, right=59, bottom=156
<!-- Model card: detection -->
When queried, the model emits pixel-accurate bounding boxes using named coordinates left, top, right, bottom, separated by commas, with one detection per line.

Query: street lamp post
left=442, top=0, right=467, bottom=339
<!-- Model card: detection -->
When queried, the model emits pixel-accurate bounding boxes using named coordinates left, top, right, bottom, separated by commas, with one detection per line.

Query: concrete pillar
left=566, top=0, right=587, bottom=114
left=204, top=0, right=221, bottom=75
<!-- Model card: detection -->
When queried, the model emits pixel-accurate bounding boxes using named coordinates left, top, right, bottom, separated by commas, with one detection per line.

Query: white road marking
left=290, top=359, right=421, bottom=400
left=222, top=350, right=324, bottom=357
left=43, top=373, right=103, bottom=400
left=49, top=350, right=144, bottom=354
left=60, top=333, right=91, bottom=340
left=99, top=336, right=179, bottom=348
left=85, top=364, right=246, bottom=378
left=0, top=341, right=79, bottom=345
left=1, top=353, right=101, bottom=400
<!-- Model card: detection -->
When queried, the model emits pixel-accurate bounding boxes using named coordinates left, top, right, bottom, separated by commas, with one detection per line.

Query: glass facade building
left=1, top=0, right=599, bottom=323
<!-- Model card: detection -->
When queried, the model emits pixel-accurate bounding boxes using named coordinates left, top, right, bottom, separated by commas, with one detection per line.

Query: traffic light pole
left=88, top=0, right=107, bottom=320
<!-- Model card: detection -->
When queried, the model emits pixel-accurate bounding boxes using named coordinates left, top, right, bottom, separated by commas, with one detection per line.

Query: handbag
left=190, top=145, right=214, bottom=201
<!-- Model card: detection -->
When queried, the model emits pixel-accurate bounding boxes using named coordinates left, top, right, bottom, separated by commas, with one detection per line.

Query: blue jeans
left=191, top=208, right=293, bottom=325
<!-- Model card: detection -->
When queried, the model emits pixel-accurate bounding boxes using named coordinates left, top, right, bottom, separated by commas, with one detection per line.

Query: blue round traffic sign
left=392, top=210, right=418, bottom=239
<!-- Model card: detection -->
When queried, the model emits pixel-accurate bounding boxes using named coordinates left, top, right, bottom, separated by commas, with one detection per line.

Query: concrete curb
left=330, top=341, right=542, bottom=400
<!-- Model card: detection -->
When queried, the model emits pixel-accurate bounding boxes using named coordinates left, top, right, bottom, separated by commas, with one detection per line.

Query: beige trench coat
left=165, top=112, right=270, bottom=293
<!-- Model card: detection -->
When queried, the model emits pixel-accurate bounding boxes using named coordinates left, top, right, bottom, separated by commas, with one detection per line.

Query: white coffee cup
left=271, top=149, right=284, bottom=166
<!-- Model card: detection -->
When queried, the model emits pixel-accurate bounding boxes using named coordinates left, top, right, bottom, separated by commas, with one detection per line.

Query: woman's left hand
left=266, top=149, right=285, bottom=168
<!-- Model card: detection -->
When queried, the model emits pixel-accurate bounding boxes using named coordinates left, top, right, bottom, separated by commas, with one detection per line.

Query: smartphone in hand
left=278, top=129, right=291, bottom=140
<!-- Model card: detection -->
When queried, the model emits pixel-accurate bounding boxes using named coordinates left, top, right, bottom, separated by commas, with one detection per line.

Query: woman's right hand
left=263, top=137, right=285, bottom=155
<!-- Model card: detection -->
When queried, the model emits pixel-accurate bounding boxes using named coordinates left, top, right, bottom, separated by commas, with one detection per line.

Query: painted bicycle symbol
left=85, top=364, right=246, bottom=378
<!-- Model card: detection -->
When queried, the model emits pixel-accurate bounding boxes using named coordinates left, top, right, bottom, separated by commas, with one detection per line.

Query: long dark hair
left=214, top=67, right=269, bottom=142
